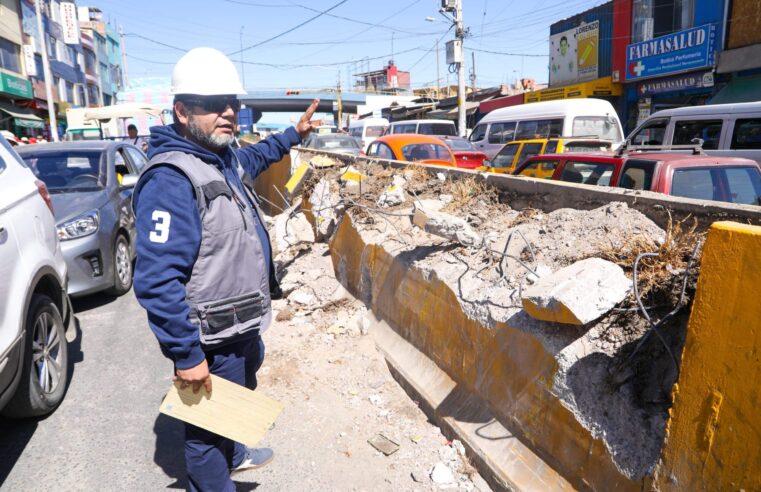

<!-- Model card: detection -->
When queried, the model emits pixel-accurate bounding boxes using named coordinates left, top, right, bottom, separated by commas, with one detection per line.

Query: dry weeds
left=600, top=213, right=703, bottom=298
left=441, top=176, right=497, bottom=212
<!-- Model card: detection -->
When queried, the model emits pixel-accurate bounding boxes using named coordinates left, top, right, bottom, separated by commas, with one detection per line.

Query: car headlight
left=57, top=210, right=99, bottom=241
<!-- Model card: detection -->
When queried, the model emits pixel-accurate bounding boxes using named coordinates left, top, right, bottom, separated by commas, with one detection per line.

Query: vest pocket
left=194, top=292, right=263, bottom=337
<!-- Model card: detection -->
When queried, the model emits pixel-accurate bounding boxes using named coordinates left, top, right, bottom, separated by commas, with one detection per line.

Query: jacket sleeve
left=235, top=126, right=301, bottom=180
left=132, top=166, right=205, bottom=370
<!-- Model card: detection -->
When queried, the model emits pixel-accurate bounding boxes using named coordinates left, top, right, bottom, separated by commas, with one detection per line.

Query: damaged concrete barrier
left=521, top=258, right=631, bottom=325
left=413, top=208, right=482, bottom=248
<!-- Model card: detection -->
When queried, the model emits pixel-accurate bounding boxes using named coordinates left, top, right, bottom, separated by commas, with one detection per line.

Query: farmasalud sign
left=626, top=24, right=717, bottom=81
left=0, top=72, right=33, bottom=99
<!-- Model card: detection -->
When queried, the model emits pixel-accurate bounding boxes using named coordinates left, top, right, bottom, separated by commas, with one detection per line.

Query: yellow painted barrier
left=654, top=222, right=761, bottom=491
left=330, top=215, right=642, bottom=491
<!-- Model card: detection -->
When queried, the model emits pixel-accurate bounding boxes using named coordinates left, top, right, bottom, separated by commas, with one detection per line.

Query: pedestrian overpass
left=239, top=91, right=368, bottom=125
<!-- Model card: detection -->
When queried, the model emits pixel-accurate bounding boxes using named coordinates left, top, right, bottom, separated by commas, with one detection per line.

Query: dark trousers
left=185, top=334, right=265, bottom=492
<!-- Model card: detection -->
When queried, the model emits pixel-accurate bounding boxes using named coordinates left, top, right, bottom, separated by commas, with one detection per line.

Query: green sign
left=0, top=72, right=33, bottom=99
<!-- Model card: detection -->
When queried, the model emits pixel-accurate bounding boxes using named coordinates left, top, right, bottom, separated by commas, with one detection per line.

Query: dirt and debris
left=276, top=155, right=705, bottom=481
left=260, top=211, right=490, bottom=491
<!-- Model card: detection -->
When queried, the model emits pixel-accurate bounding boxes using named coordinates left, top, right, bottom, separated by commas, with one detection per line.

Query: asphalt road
left=0, top=281, right=488, bottom=492
left=0, top=291, right=192, bottom=490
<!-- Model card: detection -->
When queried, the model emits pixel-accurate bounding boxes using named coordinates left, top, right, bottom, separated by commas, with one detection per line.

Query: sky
left=88, top=0, right=609, bottom=95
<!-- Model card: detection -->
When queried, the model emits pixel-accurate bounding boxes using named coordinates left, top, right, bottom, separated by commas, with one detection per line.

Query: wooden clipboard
left=159, top=374, right=284, bottom=447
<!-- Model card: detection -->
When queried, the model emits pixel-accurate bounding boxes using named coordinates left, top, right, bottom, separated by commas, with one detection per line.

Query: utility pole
left=34, top=0, right=58, bottom=141
left=119, top=25, right=129, bottom=88
left=436, top=38, right=441, bottom=100
left=336, top=69, right=342, bottom=128
left=470, top=51, right=477, bottom=93
left=455, top=0, right=466, bottom=137
left=239, top=26, right=246, bottom=89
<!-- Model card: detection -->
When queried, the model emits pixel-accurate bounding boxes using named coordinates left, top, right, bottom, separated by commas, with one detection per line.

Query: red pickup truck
left=513, top=151, right=761, bottom=206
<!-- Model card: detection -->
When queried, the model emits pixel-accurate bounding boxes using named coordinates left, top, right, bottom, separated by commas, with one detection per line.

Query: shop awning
left=426, top=101, right=480, bottom=119
left=710, top=74, right=761, bottom=105
left=0, top=102, right=45, bottom=129
left=525, top=76, right=622, bottom=103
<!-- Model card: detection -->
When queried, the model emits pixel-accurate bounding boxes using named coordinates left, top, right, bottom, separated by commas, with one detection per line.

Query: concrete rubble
left=264, top=202, right=488, bottom=491
left=275, top=156, right=699, bottom=483
left=522, top=258, right=632, bottom=325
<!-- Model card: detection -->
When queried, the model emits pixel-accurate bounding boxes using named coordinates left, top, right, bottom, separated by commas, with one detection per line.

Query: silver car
left=17, top=141, right=148, bottom=298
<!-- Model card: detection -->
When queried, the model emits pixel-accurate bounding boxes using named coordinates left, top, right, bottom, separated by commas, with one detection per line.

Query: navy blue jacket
left=133, top=125, right=301, bottom=369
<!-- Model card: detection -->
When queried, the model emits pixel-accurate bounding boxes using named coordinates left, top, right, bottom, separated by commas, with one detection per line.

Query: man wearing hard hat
left=132, top=47, right=320, bottom=491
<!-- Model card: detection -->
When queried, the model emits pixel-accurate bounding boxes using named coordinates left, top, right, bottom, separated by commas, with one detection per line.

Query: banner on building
left=637, top=71, right=715, bottom=96
left=625, top=24, right=717, bottom=81
left=549, top=20, right=599, bottom=86
left=23, top=45, right=37, bottom=77
left=60, top=2, right=80, bottom=44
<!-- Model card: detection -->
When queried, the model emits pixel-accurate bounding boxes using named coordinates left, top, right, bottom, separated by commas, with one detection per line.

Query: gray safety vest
left=138, top=150, right=272, bottom=347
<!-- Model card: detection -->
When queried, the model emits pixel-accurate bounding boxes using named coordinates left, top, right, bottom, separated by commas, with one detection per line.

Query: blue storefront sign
left=625, top=24, right=717, bottom=81
left=637, top=71, right=715, bottom=96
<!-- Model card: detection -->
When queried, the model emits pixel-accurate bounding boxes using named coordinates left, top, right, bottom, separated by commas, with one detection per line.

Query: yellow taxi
left=478, top=137, right=613, bottom=176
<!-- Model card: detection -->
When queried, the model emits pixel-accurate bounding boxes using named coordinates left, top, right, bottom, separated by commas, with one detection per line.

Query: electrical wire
left=227, top=0, right=349, bottom=56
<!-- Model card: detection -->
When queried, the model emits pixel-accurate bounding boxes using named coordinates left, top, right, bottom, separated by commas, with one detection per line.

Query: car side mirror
left=120, top=173, right=139, bottom=188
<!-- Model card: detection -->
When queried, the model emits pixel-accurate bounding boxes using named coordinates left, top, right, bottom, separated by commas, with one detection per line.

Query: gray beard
left=187, top=115, right=234, bottom=151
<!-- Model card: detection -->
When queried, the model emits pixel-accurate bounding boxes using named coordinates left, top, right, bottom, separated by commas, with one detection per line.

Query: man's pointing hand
left=296, top=98, right=322, bottom=140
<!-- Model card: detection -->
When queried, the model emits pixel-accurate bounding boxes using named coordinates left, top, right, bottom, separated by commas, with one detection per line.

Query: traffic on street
left=1, top=0, right=760, bottom=491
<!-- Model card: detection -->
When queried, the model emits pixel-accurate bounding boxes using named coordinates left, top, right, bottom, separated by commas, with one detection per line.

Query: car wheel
left=106, top=234, right=133, bottom=296
left=2, top=294, right=68, bottom=418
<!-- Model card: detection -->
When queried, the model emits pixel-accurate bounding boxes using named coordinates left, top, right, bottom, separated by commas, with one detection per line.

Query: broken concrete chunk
left=310, top=154, right=340, bottom=168
left=521, top=258, right=631, bottom=325
left=377, top=175, right=407, bottom=207
left=289, top=290, right=317, bottom=306
left=309, top=178, right=343, bottom=240
left=285, top=162, right=313, bottom=198
left=273, top=211, right=315, bottom=253
left=340, top=165, right=367, bottom=184
left=430, top=462, right=456, bottom=484
left=413, top=209, right=483, bottom=248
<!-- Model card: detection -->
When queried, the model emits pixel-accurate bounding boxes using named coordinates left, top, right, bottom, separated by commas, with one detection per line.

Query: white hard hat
left=171, top=47, right=246, bottom=96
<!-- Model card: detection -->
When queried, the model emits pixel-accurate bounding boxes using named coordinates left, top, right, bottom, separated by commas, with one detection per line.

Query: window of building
left=0, top=38, right=21, bottom=73
left=632, top=0, right=694, bottom=42
left=66, top=82, right=75, bottom=104
left=87, top=83, right=99, bottom=105
left=34, top=55, right=44, bottom=81
left=46, top=35, right=56, bottom=61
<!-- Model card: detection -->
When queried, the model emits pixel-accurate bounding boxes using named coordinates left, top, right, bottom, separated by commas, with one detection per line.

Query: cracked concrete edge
left=368, top=311, right=576, bottom=492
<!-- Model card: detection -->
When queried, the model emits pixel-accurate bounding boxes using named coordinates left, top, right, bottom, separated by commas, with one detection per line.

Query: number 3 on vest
left=149, top=210, right=171, bottom=243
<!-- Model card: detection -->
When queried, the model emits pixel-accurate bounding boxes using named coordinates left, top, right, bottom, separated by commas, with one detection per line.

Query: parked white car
left=0, top=135, right=71, bottom=418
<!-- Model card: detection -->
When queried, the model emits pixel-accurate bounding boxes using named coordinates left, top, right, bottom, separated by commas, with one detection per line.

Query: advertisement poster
left=550, top=20, right=599, bottom=86
left=23, top=44, right=36, bottom=77
left=60, top=2, right=80, bottom=45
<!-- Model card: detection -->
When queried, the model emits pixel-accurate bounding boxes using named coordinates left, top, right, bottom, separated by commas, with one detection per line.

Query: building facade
left=0, top=0, right=124, bottom=139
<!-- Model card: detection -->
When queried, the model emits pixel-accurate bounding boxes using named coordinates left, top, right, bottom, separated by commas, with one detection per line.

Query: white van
left=348, top=117, right=389, bottom=150
left=387, top=119, right=457, bottom=137
left=470, top=98, right=624, bottom=158
left=626, top=102, right=761, bottom=164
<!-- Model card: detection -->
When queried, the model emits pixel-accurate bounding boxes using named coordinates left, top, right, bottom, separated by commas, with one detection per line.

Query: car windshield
left=445, top=139, right=476, bottom=151
left=366, top=126, right=386, bottom=137
left=419, top=123, right=456, bottom=136
left=310, top=136, right=358, bottom=149
left=492, top=143, right=519, bottom=169
left=572, top=116, right=622, bottom=141
left=22, top=150, right=105, bottom=192
left=401, top=143, right=450, bottom=161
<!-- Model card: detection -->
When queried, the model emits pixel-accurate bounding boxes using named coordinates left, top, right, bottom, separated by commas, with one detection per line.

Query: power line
left=125, top=33, right=185, bottom=52
left=227, top=0, right=349, bottom=56
left=465, top=47, right=548, bottom=57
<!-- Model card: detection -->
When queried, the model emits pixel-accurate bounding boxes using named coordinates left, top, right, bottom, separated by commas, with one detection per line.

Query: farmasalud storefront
left=624, top=24, right=719, bottom=130
left=0, top=71, right=45, bottom=135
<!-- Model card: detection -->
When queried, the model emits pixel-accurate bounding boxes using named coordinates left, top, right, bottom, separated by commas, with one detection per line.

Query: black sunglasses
left=180, top=96, right=241, bottom=114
